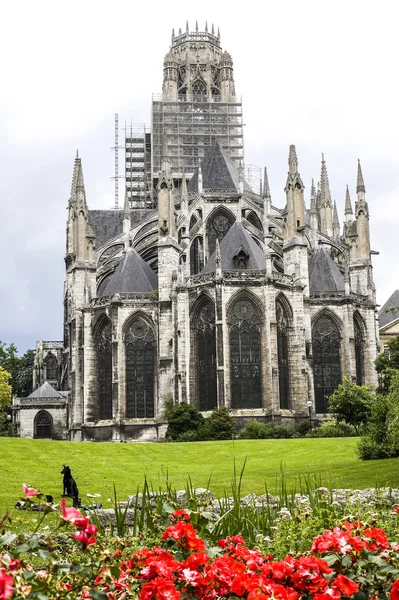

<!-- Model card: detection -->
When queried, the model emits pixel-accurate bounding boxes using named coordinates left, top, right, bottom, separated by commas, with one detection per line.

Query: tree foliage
left=208, top=407, right=236, bottom=440
left=328, top=377, right=374, bottom=434
left=375, top=336, right=399, bottom=393
left=0, top=341, right=34, bottom=397
left=0, top=366, right=12, bottom=410
left=165, top=402, right=206, bottom=441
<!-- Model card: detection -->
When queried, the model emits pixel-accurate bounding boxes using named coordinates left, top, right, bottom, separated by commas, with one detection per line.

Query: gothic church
left=23, top=23, right=379, bottom=441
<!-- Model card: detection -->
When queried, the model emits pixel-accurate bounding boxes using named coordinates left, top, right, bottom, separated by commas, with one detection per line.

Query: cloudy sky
left=1, top=0, right=398, bottom=354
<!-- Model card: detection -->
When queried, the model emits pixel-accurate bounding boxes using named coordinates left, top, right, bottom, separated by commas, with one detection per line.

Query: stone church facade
left=28, top=24, right=379, bottom=441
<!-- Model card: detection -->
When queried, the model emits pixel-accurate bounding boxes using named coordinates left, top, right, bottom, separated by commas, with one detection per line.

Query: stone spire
left=356, top=159, right=366, bottom=194
left=263, top=166, right=271, bottom=200
left=344, top=185, right=353, bottom=222
left=319, top=154, right=333, bottom=237
left=215, top=237, right=222, bottom=279
left=288, top=144, right=298, bottom=175
left=309, top=178, right=318, bottom=233
left=284, top=144, right=305, bottom=240
left=186, top=20, right=189, bottom=33
left=198, top=160, right=203, bottom=194
left=238, top=160, right=244, bottom=194
left=332, top=200, right=340, bottom=239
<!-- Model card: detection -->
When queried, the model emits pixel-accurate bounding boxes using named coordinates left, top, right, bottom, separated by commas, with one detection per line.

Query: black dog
left=61, top=465, right=79, bottom=507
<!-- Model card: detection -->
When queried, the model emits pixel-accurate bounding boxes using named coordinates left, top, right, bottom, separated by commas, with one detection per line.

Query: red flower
left=61, top=498, right=90, bottom=529
left=333, top=574, right=359, bottom=596
left=171, top=509, right=190, bottom=521
left=391, top=580, right=399, bottom=600
left=22, top=483, right=38, bottom=498
left=72, top=525, right=97, bottom=548
left=162, top=521, right=205, bottom=552
left=140, top=578, right=180, bottom=600
left=0, top=569, right=14, bottom=600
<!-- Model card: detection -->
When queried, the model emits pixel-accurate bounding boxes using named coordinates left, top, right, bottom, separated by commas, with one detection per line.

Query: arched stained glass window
left=276, top=301, right=290, bottom=409
left=34, top=410, right=53, bottom=439
left=312, top=314, right=341, bottom=413
left=195, top=301, right=217, bottom=411
left=96, top=321, right=113, bottom=420
left=354, top=316, right=365, bottom=386
left=229, top=298, right=262, bottom=409
left=44, top=354, right=58, bottom=380
left=125, top=317, right=155, bottom=419
left=190, top=236, right=204, bottom=275
left=192, top=79, right=207, bottom=99
left=207, top=210, right=235, bottom=257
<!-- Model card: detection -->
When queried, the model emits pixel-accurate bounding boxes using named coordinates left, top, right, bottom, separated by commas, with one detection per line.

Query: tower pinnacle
left=288, top=145, right=298, bottom=174
left=356, top=159, right=366, bottom=193
left=263, top=166, right=271, bottom=200
left=345, top=185, right=353, bottom=216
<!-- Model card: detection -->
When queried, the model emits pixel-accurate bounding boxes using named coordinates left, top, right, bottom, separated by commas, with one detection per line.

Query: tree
left=375, top=336, right=399, bottom=393
left=208, top=407, right=236, bottom=440
left=0, top=341, right=34, bottom=397
left=165, top=402, right=206, bottom=441
left=328, top=377, right=374, bottom=434
left=0, top=367, right=12, bottom=410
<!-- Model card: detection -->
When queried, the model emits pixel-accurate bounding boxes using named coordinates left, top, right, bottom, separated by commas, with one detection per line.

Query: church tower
left=152, top=22, right=243, bottom=184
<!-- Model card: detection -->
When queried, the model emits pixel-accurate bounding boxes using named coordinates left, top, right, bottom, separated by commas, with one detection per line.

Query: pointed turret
left=356, top=159, right=366, bottom=194
left=196, top=19, right=198, bottom=32
left=309, top=178, right=319, bottom=232
left=284, top=144, right=305, bottom=240
left=332, top=200, right=340, bottom=239
left=344, top=186, right=353, bottom=222
left=186, top=20, right=189, bottom=33
left=205, top=21, right=208, bottom=32
left=211, top=23, right=215, bottom=35
left=263, top=166, right=271, bottom=200
left=319, top=154, right=333, bottom=237
left=288, top=144, right=298, bottom=175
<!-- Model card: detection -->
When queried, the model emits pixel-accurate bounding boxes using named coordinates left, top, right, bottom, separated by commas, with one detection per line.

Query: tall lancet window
left=195, top=301, right=217, bottom=411
left=207, top=210, right=235, bottom=257
left=190, top=236, right=204, bottom=275
left=125, top=317, right=155, bottom=419
left=354, top=315, right=365, bottom=386
left=96, top=320, right=113, bottom=420
left=229, top=298, right=262, bottom=409
left=44, top=353, right=58, bottom=381
left=276, top=301, right=290, bottom=409
left=312, top=314, right=341, bottom=413
left=192, top=79, right=207, bottom=100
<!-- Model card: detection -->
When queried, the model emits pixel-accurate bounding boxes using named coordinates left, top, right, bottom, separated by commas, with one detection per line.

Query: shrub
left=295, top=419, right=311, bottom=436
left=165, top=402, right=205, bottom=441
left=307, top=421, right=357, bottom=438
left=239, top=420, right=294, bottom=439
left=328, top=377, right=374, bottom=434
left=208, top=407, right=236, bottom=440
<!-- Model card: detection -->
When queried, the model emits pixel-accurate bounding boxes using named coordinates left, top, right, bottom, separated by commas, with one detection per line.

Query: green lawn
left=0, top=437, right=398, bottom=515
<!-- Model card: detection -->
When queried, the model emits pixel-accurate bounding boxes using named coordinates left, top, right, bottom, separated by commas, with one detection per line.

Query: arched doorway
left=34, top=410, right=53, bottom=439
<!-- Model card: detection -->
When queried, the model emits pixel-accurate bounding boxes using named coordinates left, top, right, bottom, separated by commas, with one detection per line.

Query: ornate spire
left=310, top=178, right=316, bottom=212
left=181, top=167, right=187, bottom=199
left=217, top=27, right=220, bottom=40
left=356, top=159, right=366, bottom=193
left=211, top=23, right=215, bottom=35
left=186, top=20, right=189, bottom=33
left=320, top=153, right=332, bottom=207
left=288, top=144, right=298, bottom=174
left=205, top=21, right=208, bottom=32
left=345, top=185, right=353, bottom=216
left=196, top=19, right=198, bottom=32
left=171, top=28, right=175, bottom=42
left=198, top=160, right=203, bottom=194
left=263, top=166, right=271, bottom=199
left=333, top=200, right=340, bottom=239
left=238, top=160, right=244, bottom=194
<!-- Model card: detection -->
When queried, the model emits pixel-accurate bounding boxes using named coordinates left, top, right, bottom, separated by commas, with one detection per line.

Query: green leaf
left=0, top=533, right=16, bottom=546
left=162, top=503, right=175, bottom=514
left=23, top=570, right=36, bottom=580
left=323, top=553, right=339, bottom=567
left=16, top=544, right=30, bottom=553
left=341, top=555, right=352, bottom=567
left=90, top=589, right=108, bottom=600
left=38, top=549, right=51, bottom=560
left=110, top=565, right=120, bottom=579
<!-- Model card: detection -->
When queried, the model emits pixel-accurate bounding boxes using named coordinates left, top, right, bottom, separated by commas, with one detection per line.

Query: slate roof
left=99, top=246, right=158, bottom=296
left=27, top=382, right=65, bottom=400
left=308, top=248, right=345, bottom=293
left=188, top=141, right=252, bottom=194
left=379, top=289, right=399, bottom=329
left=88, top=209, right=156, bottom=249
left=201, top=222, right=265, bottom=273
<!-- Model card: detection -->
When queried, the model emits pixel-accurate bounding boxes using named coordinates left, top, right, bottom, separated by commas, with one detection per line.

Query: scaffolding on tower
left=125, top=123, right=153, bottom=208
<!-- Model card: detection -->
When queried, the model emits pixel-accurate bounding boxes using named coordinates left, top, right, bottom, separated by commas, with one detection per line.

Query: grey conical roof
left=188, top=141, right=251, bottom=193
left=27, top=381, right=65, bottom=400
left=100, top=247, right=158, bottom=296
left=201, top=222, right=265, bottom=273
left=379, top=289, right=399, bottom=328
left=308, top=248, right=345, bottom=292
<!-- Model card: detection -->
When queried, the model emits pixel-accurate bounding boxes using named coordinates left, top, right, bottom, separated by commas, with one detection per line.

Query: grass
left=1, top=437, right=399, bottom=516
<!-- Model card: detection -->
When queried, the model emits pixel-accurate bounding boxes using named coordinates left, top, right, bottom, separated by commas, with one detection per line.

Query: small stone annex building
left=379, top=290, right=399, bottom=353
left=23, top=23, right=379, bottom=442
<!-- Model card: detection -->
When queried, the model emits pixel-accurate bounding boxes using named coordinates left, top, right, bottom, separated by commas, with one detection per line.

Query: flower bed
left=2, top=485, right=399, bottom=599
